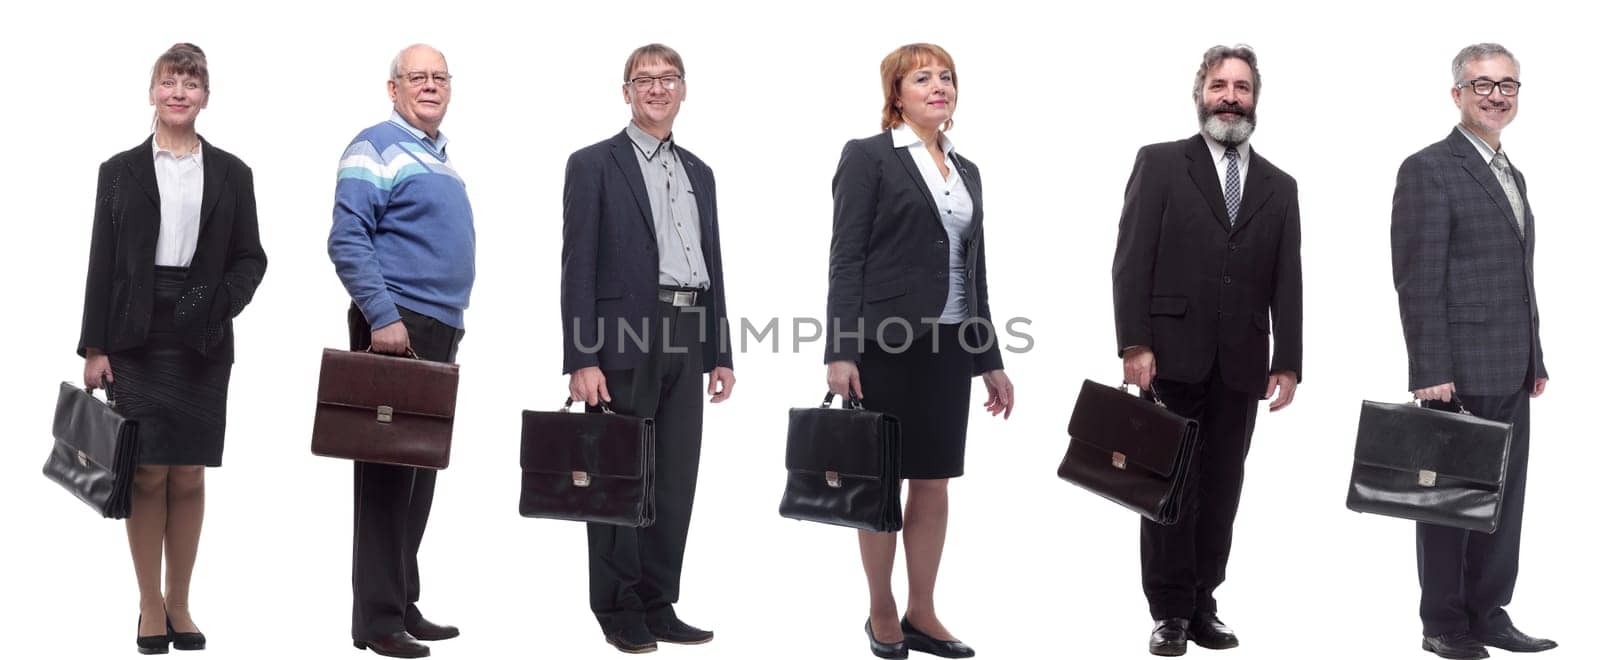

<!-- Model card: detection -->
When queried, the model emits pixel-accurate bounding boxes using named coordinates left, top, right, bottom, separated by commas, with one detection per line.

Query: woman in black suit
left=825, top=43, right=1014, bottom=659
left=78, top=43, right=266, bottom=655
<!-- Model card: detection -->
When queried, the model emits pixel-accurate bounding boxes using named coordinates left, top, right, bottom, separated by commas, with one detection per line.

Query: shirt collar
left=151, top=136, right=203, bottom=163
left=389, top=111, right=449, bottom=153
left=1201, top=132, right=1250, bottom=168
left=891, top=123, right=954, bottom=155
left=1456, top=124, right=1502, bottom=164
left=626, top=122, right=672, bottom=161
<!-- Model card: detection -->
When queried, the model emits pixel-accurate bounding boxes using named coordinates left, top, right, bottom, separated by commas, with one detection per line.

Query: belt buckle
left=672, top=290, right=696, bottom=306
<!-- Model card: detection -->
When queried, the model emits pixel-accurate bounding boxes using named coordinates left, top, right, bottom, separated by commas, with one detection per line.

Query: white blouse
left=151, top=139, right=204, bottom=267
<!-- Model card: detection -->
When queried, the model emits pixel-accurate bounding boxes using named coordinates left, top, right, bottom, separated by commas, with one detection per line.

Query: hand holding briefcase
left=519, top=398, right=656, bottom=527
left=779, top=392, right=903, bottom=532
left=1058, top=379, right=1200, bottom=525
left=1346, top=399, right=1512, bottom=532
left=310, top=348, right=459, bottom=469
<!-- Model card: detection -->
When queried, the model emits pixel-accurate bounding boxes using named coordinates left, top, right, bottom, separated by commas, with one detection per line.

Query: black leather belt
left=657, top=287, right=706, bottom=307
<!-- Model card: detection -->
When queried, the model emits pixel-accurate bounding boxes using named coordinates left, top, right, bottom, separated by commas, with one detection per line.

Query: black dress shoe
left=354, top=631, right=431, bottom=658
left=604, top=622, right=658, bottom=654
left=866, top=620, right=909, bottom=659
left=901, top=617, right=975, bottom=658
left=405, top=615, right=459, bottom=642
left=647, top=615, right=713, bottom=645
left=165, top=618, right=207, bottom=651
left=1476, top=625, right=1558, bottom=653
left=1422, top=632, right=1489, bottom=659
left=1149, top=618, right=1188, bottom=657
left=1188, top=613, right=1238, bottom=650
left=137, top=615, right=170, bottom=655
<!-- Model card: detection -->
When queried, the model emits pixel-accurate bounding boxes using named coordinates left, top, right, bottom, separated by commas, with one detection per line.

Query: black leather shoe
left=165, top=618, right=206, bottom=651
left=866, top=620, right=908, bottom=659
left=901, top=617, right=975, bottom=658
left=604, top=622, right=658, bottom=654
left=405, top=615, right=459, bottom=642
left=1476, top=625, right=1557, bottom=653
left=1422, top=632, right=1489, bottom=659
left=1149, top=618, right=1188, bottom=657
left=647, top=615, right=713, bottom=645
left=137, top=616, right=170, bottom=655
left=1188, top=613, right=1238, bottom=650
left=354, top=631, right=430, bottom=658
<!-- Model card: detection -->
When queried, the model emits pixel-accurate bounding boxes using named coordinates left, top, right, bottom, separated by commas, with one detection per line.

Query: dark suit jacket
left=560, top=130, right=732, bottom=375
left=1392, top=129, right=1547, bottom=396
left=77, top=136, right=268, bottom=364
left=1112, top=134, right=1303, bottom=393
left=824, top=131, right=1003, bottom=374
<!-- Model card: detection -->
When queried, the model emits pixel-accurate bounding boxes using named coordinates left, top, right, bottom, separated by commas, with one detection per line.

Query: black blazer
left=824, top=130, right=1003, bottom=374
left=1112, top=134, right=1302, bottom=393
left=78, top=136, right=267, bottom=364
left=1392, top=129, right=1547, bottom=396
left=560, top=130, right=733, bottom=375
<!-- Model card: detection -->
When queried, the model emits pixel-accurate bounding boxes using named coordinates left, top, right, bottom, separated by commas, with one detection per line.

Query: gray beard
left=1201, top=114, right=1255, bottom=146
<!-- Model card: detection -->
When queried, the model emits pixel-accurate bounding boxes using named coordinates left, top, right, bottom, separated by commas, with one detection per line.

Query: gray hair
left=1452, top=43, right=1519, bottom=83
left=1192, top=44, right=1261, bottom=103
left=390, top=43, right=443, bottom=79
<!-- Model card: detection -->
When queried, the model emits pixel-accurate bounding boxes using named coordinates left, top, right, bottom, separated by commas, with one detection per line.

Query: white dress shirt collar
left=1201, top=132, right=1250, bottom=169
left=1456, top=124, right=1503, bottom=165
left=891, top=122, right=953, bottom=156
left=389, top=110, right=449, bottom=154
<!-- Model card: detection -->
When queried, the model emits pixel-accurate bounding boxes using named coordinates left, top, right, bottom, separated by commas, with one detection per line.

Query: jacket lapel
left=1448, top=130, right=1523, bottom=242
left=198, top=136, right=225, bottom=228
left=893, top=145, right=944, bottom=226
left=609, top=131, right=658, bottom=243
left=952, top=152, right=982, bottom=230
left=1229, top=151, right=1276, bottom=235
left=1183, top=135, right=1233, bottom=232
left=125, top=136, right=161, bottom=210
left=681, top=154, right=714, bottom=249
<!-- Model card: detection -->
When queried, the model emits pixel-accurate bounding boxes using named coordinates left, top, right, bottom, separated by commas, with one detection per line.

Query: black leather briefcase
left=520, top=399, right=656, bottom=527
left=1058, top=379, right=1200, bottom=525
left=1347, top=399, right=1512, bottom=532
left=44, top=382, right=140, bottom=519
left=779, top=393, right=903, bottom=532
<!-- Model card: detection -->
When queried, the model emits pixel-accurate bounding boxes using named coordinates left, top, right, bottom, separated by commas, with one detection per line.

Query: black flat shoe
left=1188, top=613, right=1238, bottom=650
left=137, top=615, right=170, bottom=655
left=1422, top=632, right=1489, bottom=659
left=604, top=622, right=658, bottom=654
left=900, top=617, right=975, bottom=658
left=647, top=615, right=712, bottom=645
left=1476, top=625, right=1557, bottom=653
left=1149, top=618, right=1188, bottom=657
left=405, top=615, right=459, bottom=642
left=165, top=612, right=206, bottom=651
left=354, top=631, right=430, bottom=658
left=866, top=620, right=908, bottom=659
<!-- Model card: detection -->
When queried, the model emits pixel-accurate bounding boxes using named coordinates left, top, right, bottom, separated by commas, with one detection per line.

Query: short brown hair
left=150, top=42, right=209, bottom=92
left=624, top=43, right=684, bottom=82
left=880, top=43, right=957, bottom=131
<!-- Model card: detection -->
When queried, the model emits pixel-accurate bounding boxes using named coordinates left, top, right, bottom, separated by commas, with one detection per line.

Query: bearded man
left=1110, top=44, right=1304, bottom=657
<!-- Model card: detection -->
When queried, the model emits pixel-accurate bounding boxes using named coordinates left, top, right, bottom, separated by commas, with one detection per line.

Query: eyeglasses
left=400, top=71, right=452, bottom=88
left=628, top=74, right=683, bottom=91
left=1456, top=78, right=1521, bottom=97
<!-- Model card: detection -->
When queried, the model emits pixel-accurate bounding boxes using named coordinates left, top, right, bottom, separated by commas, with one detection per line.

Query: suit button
left=936, top=239, right=946, bottom=246
left=1229, top=244, right=1238, bottom=252
left=936, top=271, right=946, bottom=279
left=1523, top=295, right=1530, bottom=302
left=1223, top=276, right=1233, bottom=284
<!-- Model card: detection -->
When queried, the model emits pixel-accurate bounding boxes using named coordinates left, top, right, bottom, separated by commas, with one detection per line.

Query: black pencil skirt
left=857, top=323, right=976, bottom=479
left=108, top=267, right=231, bottom=467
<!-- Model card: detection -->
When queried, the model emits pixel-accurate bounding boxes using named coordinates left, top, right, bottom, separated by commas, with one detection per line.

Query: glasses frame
left=1456, top=78, right=1521, bottom=97
left=627, top=74, right=683, bottom=91
left=399, top=71, right=453, bottom=88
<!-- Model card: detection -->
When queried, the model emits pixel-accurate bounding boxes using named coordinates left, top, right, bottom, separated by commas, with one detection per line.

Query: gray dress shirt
left=626, top=123, right=710, bottom=288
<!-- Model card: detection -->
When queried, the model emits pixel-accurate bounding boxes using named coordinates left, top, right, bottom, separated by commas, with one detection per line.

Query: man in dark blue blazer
left=1392, top=43, right=1555, bottom=660
left=559, top=43, right=735, bottom=655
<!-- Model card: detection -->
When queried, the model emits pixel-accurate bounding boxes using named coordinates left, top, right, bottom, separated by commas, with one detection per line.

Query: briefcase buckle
left=376, top=405, right=394, bottom=424
left=825, top=470, right=842, bottom=488
left=1111, top=452, right=1128, bottom=470
left=76, top=449, right=88, bottom=467
left=1418, top=470, right=1437, bottom=487
left=573, top=471, right=591, bottom=487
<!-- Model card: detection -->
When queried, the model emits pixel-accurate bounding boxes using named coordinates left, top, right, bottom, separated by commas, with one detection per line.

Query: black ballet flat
left=166, top=616, right=207, bottom=651
left=866, top=619, right=909, bottom=659
left=137, top=615, right=170, bottom=655
left=900, top=617, right=975, bottom=658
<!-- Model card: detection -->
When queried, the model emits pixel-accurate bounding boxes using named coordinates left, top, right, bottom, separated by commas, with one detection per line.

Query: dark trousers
left=586, top=302, right=706, bottom=633
left=1418, top=391, right=1532, bottom=636
left=347, top=305, right=464, bottom=640
left=1142, top=362, right=1260, bottom=619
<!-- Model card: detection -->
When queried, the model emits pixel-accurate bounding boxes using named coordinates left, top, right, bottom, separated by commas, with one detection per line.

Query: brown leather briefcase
left=310, top=348, right=459, bottom=469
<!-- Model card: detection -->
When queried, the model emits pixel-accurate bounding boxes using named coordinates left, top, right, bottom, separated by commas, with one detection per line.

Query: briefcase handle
left=820, top=391, right=865, bottom=410
left=1410, top=397, right=1475, bottom=417
left=562, top=397, right=617, bottom=414
left=1120, top=382, right=1168, bottom=408
left=84, top=381, right=117, bottom=407
left=365, top=346, right=421, bottom=360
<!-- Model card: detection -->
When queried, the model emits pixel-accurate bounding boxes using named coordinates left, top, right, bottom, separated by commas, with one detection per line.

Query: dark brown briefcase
left=519, top=399, right=656, bottom=527
left=310, top=348, right=459, bottom=469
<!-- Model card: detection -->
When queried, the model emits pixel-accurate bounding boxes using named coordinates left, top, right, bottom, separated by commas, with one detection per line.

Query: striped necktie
left=1490, top=152, right=1526, bottom=237
left=1223, top=147, right=1242, bottom=225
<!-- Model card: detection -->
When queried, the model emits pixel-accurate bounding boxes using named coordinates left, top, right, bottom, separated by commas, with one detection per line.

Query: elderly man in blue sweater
left=328, top=43, right=473, bottom=659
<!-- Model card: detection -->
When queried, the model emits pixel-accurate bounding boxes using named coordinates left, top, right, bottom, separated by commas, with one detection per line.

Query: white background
left=3, top=1, right=1594, bottom=658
